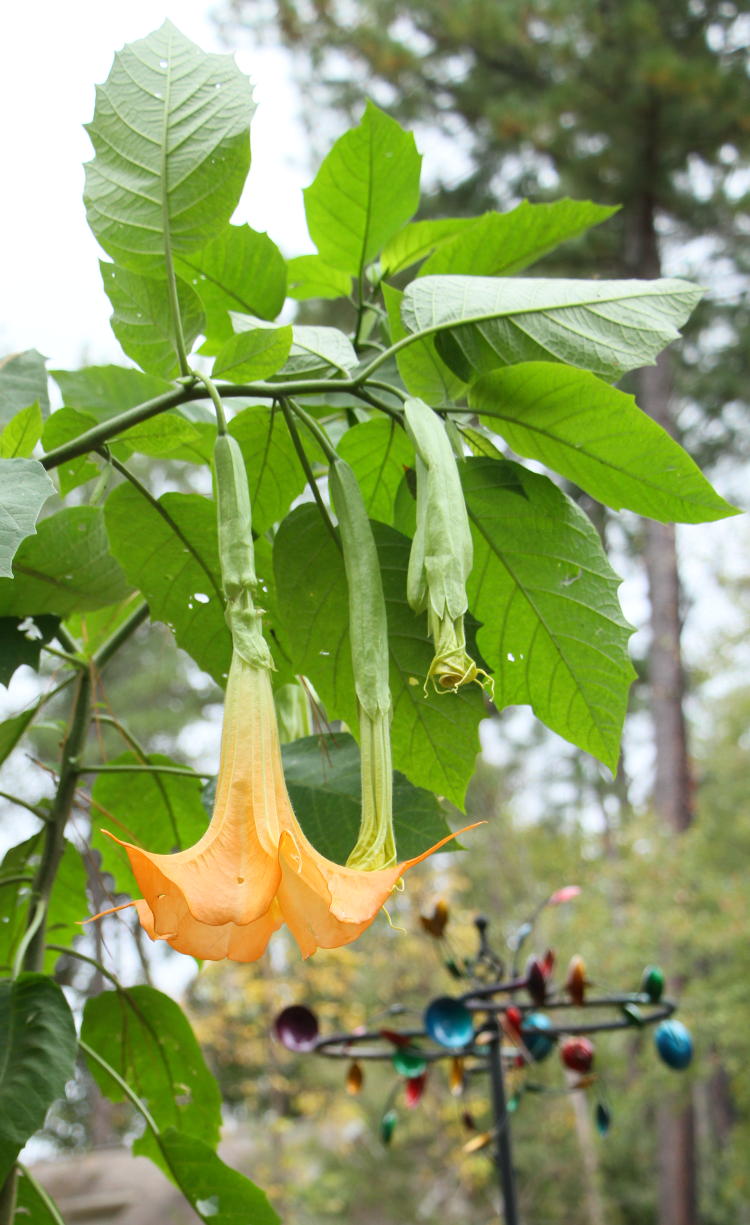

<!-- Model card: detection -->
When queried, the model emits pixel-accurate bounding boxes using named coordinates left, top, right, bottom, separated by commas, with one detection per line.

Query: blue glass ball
left=654, top=1020, right=693, bottom=1070
left=424, top=996, right=474, bottom=1049
left=520, top=1012, right=555, bottom=1061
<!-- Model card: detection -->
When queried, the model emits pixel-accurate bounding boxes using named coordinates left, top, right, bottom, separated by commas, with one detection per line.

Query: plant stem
left=16, top=1166, right=66, bottom=1225
left=91, top=713, right=182, bottom=846
left=192, top=371, right=227, bottom=433
left=46, top=944, right=123, bottom=990
left=0, top=791, right=49, bottom=820
left=92, top=601, right=149, bottom=670
left=0, top=875, right=34, bottom=889
left=75, top=763, right=213, bottom=779
left=279, top=400, right=340, bottom=549
left=78, top=1040, right=160, bottom=1137
left=21, top=667, right=93, bottom=972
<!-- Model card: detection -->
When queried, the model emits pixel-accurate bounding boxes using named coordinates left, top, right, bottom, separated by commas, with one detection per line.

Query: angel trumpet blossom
left=102, top=652, right=473, bottom=961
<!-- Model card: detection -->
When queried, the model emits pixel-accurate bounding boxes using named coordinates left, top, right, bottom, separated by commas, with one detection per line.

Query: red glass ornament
left=561, top=1036, right=595, bottom=1073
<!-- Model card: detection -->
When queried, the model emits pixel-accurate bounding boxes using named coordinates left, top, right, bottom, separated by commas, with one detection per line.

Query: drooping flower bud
left=403, top=397, right=492, bottom=695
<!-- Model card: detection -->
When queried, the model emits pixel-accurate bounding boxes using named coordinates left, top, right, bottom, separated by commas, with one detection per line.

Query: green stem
left=12, top=900, right=46, bottom=979
left=102, top=454, right=224, bottom=605
left=0, top=875, right=34, bottom=889
left=93, top=601, right=150, bottom=671
left=286, top=399, right=339, bottom=464
left=279, top=400, right=340, bottom=549
left=78, top=1039, right=160, bottom=1137
left=0, top=791, right=49, bottom=821
left=46, top=944, right=123, bottom=990
left=192, top=370, right=227, bottom=434
left=75, top=763, right=213, bottom=779
left=16, top=1165, right=66, bottom=1225
left=39, top=378, right=408, bottom=472
left=21, top=668, right=93, bottom=971
left=40, top=643, right=85, bottom=668
left=54, top=621, right=82, bottom=655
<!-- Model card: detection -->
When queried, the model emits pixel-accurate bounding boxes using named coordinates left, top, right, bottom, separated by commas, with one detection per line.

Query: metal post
left=487, top=1024, right=520, bottom=1225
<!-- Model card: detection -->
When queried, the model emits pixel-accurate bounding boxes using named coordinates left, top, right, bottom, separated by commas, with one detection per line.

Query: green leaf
left=273, top=325, right=358, bottom=379
left=285, top=254, right=352, bottom=301
left=227, top=406, right=307, bottom=535
left=383, top=284, right=465, bottom=403
left=0, top=459, right=55, bottom=579
left=470, top=363, right=740, bottom=523
left=84, top=21, right=253, bottom=275
left=0, top=351, right=49, bottom=426
left=0, top=974, right=77, bottom=1182
left=176, top=224, right=287, bottom=345
left=81, top=986, right=222, bottom=1171
left=337, top=418, right=414, bottom=524
left=274, top=506, right=484, bottom=807
left=418, top=200, right=619, bottom=278
left=0, top=404, right=42, bottom=459
left=0, top=505, right=132, bottom=616
left=462, top=457, right=636, bottom=770
left=401, top=276, right=703, bottom=382
left=283, top=732, right=453, bottom=863
left=41, top=409, right=100, bottom=495
left=101, top=262, right=205, bottom=379
left=381, top=217, right=476, bottom=276
left=0, top=838, right=89, bottom=975
left=91, top=752, right=209, bottom=898
left=304, top=101, right=421, bottom=275
left=212, top=325, right=293, bottom=382
left=0, top=615, right=59, bottom=687
left=51, top=365, right=172, bottom=422
left=0, top=466, right=48, bottom=577
left=157, top=1129, right=279, bottom=1225
left=113, top=411, right=214, bottom=464
left=104, top=484, right=231, bottom=684
left=0, top=706, right=39, bottom=767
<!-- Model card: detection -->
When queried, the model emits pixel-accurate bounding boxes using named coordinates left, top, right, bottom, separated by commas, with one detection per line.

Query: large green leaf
left=304, top=101, right=421, bottom=275
left=51, top=365, right=172, bottom=422
left=0, top=838, right=89, bottom=975
left=274, top=507, right=484, bottom=807
left=470, top=363, right=739, bottom=523
left=112, top=411, right=214, bottom=464
left=461, top=457, right=635, bottom=770
left=401, top=275, right=702, bottom=382
left=0, top=351, right=49, bottom=426
left=0, top=974, right=77, bottom=1182
left=418, top=200, right=618, bottom=278
left=285, top=254, right=352, bottom=301
left=0, top=459, right=55, bottom=578
left=271, top=325, right=358, bottom=379
left=212, top=325, right=293, bottom=382
left=176, top=224, right=287, bottom=345
left=282, top=733, right=453, bottom=863
left=0, top=506, right=131, bottom=615
left=0, top=615, right=59, bottom=687
left=0, top=404, right=43, bottom=459
left=337, top=417, right=415, bottom=525
left=101, top=262, right=205, bottom=379
left=227, top=406, right=307, bottom=535
left=90, top=752, right=208, bottom=898
left=157, top=1129, right=279, bottom=1225
left=383, top=285, right=465, bottom=403
left=84, top=21, right=253, bottom=275
left=81, top=986, right=222, bottom=1170
left=104, top=484, right=230, bottom=684
left=41, top=409, right=100, bottom=495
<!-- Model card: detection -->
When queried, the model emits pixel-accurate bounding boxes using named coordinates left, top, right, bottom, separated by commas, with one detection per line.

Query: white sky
left=0, top=0, right=312, bottom=371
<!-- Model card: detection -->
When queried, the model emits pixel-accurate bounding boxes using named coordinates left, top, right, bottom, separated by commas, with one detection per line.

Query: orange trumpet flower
left=101, top=652, right=474, bottom=962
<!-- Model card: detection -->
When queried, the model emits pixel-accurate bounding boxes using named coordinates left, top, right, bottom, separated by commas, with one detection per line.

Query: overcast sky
left=1, top=1, right=311, bottom=370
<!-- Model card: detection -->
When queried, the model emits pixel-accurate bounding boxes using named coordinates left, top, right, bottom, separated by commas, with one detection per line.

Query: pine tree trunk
left=626, top=164, right=698, bottom=1225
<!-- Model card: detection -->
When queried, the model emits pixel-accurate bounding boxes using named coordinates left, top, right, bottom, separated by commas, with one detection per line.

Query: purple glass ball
left=273, top=1005, right=319, bottom=1052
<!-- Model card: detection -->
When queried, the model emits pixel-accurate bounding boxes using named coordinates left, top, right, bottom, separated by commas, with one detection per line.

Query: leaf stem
left=92, top=601, right=150, bottom=671
left=91, top=713, right=182, bottom=846
left=0, top=791, right=50, bottom=821
left=0, top=875, right=34, bottom=889
left=46, top=943, right=123, bottom=990
left=74, top=763, right=213, bottom=779
left=279, top=399, right=340, bottom=550
left=16, top=1165, right=67, bottom=1225
left=12, top=899, right=46, bottom=979
left=192, top=370, right=227, bottom=434
left=78, top=1039, right=160, bottom=1137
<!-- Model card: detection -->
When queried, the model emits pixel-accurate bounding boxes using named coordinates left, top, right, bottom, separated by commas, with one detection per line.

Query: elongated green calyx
left=329, top=459, right=396, bottom=870
left=213, top=432, right=273, bottom=669
left=404, top=397, right=492, bottom=695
